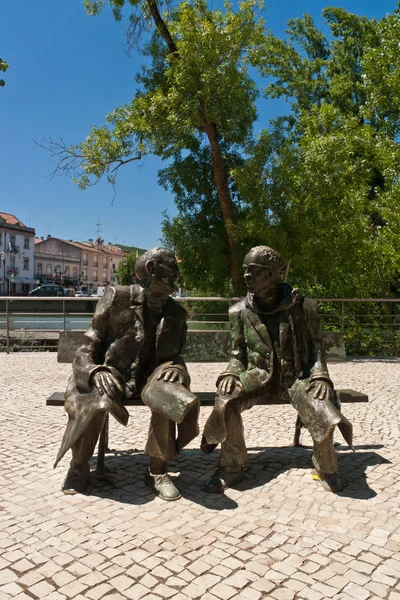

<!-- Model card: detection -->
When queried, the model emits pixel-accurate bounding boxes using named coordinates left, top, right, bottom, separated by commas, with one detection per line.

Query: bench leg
left=96, top=414, right=109, bottom=473
left=293, top=414, right=303, bottom=447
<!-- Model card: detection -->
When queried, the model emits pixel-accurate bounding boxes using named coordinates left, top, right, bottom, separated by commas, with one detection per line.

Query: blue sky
left=1, top=0, right=397, bottom=249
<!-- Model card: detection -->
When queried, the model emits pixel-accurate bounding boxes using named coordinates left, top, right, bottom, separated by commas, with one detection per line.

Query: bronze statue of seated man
left=201, top=245, right=353, bottom=494
left=54, top=247, right=199, bottom=501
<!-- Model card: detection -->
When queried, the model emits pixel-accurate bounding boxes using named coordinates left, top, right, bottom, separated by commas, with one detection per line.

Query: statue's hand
left=217, top=374, right=242, bottom=396
left=157, top=367, right=185, bottom=385
left=306, top=380, right=333, bottom=401
left=93, top=371, right=123, bottom=400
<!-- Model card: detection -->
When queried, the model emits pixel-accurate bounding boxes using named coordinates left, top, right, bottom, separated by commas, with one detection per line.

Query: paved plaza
left=1, top=354, right=400, bottom=600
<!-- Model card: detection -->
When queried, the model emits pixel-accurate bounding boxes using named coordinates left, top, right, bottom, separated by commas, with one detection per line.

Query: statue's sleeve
left=303, top=299, right=332, bottom=385
left=73, top=287, right=115, bottom=392
left=218, top=306, right=247, bottom=382
left=171, top=319, right=188, bottom=369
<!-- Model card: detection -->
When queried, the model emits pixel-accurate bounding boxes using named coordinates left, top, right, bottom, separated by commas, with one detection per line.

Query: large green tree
left=233, top=6, right=400, bottom=297
left=45, top=0, right=267, bottom=294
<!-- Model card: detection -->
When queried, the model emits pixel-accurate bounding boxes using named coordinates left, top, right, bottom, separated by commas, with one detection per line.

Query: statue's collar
left=245, top=283, right=303, bottom=315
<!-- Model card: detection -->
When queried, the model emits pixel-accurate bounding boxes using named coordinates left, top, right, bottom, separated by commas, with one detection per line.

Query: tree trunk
left=146, top=0, right=241, bottom=294
left=147, top=0, right=178, bottom=55
left=202, top=122, right=241, bottom=294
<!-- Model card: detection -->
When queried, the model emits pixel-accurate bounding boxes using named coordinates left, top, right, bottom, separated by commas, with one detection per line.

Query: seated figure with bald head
left=202, top=246, right=352, bottom=494
left=55, top=247, right=199, bottom=501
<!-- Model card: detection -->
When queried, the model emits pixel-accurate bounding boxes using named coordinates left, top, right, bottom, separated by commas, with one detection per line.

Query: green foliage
left=233, top=6, right=400, bottom=298
left=115, top=250, right=142, bottom=284
left=0, top=58, right=9, bottom=87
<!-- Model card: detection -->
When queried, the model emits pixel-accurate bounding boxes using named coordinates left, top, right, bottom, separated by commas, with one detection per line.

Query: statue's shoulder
left=128, top=284, right=145, bottom=305
left=166, top=296, right=187, bottom=320
left=228, top=298, right=246, bottom=316
left=99, top=284, right=144, bottom=310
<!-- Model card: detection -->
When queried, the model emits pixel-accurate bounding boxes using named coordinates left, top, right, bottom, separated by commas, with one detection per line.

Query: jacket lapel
left=244, top=309, right=272, bottom=349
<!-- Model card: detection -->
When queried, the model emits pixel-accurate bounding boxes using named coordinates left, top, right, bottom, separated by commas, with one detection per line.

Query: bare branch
left=34, top=136, right=142, bottom=186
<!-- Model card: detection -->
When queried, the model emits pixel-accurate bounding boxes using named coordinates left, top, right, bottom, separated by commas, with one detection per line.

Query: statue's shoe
left=62, top=463, right=90, bottom=495
left=314, top=470, right=343, bottom=493
left=145, top=471, right=181, bottom=501
left=202, top=467, right=244, bottom=493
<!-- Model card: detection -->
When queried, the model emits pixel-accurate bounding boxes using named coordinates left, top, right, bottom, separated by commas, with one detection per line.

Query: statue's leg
left=293, top=414, right=303, bottom=447
left=144, top=411, right=181, bottom=501
left=62, top=411, right=106, bottom=495
left=312, top=430, right=343, bottom=493
left=203, top=398, right=247, bottom=493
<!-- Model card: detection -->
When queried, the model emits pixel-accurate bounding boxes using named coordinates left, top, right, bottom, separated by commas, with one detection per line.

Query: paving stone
left=342, top=583, right=371, bottom=600
left=28, top=580, right=56, bottom=597
left=210, top=583, right=237, bottom=600
left=85, top=583, right=114, bottom=599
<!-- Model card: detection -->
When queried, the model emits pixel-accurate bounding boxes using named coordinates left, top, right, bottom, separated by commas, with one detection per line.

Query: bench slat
left=46, top=388, right=368, bottom=407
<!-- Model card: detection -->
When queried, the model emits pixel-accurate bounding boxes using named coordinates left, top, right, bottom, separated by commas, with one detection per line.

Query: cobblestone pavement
left=1, top=354, right=400, bottom=600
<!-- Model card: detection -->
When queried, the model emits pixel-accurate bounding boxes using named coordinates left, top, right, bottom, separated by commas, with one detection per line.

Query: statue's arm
left=157, top=310, right=190, bottom=386
left=73, top=287, right=115, bottom=392
left=217, top=307, right=247, bottom=389
left=303, top=299, right=334, bottom=400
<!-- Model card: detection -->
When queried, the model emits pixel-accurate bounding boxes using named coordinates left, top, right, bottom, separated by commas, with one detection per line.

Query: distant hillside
left=118, top=244, right=147, bottom=255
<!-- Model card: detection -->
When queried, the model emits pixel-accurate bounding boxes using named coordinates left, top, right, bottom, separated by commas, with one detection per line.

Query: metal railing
left=0, top=296, right=400, bottom=356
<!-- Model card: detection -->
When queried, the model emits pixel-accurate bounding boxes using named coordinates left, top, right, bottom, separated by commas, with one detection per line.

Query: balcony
left=7, top=245, right=20, bottom=254
left=82, top=260, right=88, bottom=266
left=93, top=277, right=98, bottom=282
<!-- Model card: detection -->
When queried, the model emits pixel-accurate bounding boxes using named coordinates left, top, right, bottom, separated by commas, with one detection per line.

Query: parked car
left=75, top=291, right=89, bottom=297
left=64, top=288, right=76, bottom=297
left=28, top=284, right=65, bottom=297
left=91, top=286, right=106, bottom=297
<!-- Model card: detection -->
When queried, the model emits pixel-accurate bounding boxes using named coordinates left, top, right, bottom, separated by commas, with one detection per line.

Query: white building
left=0, top=212, right=36, bottom=295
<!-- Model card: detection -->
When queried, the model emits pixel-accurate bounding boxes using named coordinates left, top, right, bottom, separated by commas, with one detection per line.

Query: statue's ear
left=145, top=259, right=156, bottom=277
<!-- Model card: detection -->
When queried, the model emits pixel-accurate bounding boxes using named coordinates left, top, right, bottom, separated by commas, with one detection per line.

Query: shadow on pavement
left=82, top=444, right=389, bottom=507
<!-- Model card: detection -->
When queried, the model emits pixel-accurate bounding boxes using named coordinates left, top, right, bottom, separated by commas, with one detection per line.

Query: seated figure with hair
left=202, top=245, right=353, bottom=494
left=55, top=247, right=199, bottom=501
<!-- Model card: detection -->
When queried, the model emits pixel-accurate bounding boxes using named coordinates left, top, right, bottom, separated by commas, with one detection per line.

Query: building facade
left=34, top=237, right=82, bottom=288
left=34, top=236, right=126, bottom=294
left=0, top=212, right=36, bottom=295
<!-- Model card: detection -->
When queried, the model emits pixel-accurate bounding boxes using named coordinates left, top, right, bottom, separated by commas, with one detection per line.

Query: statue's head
left=135, top=247, right=179, bottom=296
left=243, top=246, right=284, bottom=297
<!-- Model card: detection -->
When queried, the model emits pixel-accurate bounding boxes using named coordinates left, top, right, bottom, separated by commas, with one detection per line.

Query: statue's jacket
left=205, top=283, right=352, bottom=446
left=55, top=284, right=190, bottom=466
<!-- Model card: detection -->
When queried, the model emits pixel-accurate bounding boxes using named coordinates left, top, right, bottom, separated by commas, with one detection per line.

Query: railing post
left=6, top=298, right=10, bottom=354
left=341, top=300, right=344, bottom=333
left=63, top=298, right=66, bottom=331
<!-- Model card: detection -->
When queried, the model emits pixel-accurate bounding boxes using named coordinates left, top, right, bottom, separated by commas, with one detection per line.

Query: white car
left=75, top=291, right=89, bottom=297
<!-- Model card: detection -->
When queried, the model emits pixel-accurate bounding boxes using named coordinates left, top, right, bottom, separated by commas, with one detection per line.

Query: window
left=10, top=235, right=16, bottom=250
left=72, top=267, right=78, bottom=280
left=47, top=264, right=52, bottom=275
left=0, top=233, right=2, bottom=245
left=23, top=258, right=29, bottom=270
left=103, top=258, right=107, bottom=267
left=55, top=265, right=61, bottom=276
left=37, top=263, right=43, bottom=275
left=93, top=255, right=98, bottom=267
left=24, top=237, right=30, bottom=249
left=93, top=268, right=98, bottom=282
left=83, top=253, right=88, bottom=266
left=103, top=271, right=107, bottom=282
left=10, top=256, right=15, bottom=270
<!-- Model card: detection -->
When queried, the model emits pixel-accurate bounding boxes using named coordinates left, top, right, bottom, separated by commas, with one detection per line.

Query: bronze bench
left=47, top=330, right=367, bottom=470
